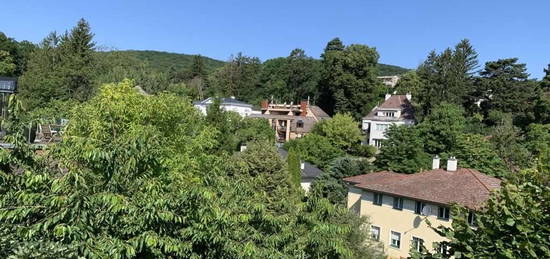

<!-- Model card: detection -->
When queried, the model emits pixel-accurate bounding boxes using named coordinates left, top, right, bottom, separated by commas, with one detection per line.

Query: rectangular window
left=468, top=211, right=477, bottom=226
left=373, top=139, right=383, bottom=148
left=375, top=124, right=389, bottom=131
left=392, top=197, right=403, bottom=210
left=384, top=112, right=395, bottom=117
left=412, top=237, right=424, bottom=252
left=438, top=207, right=450, bottom=220
left=373, top=193, right=383, bottom=205
left=438, top=243, right=449, bottom=256
left=297, top=120, right=304, bottom=128
left=415, top=201, right=425, bottom=215
left=390, top=231, right=401, bottom=248
left=370, top=226, right=380, bottom=241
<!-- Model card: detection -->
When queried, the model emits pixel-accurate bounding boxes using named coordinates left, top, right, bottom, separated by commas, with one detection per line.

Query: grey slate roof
left=193, top=97, right=252, bottom=107
left=277, top=148, right=323, bottom=180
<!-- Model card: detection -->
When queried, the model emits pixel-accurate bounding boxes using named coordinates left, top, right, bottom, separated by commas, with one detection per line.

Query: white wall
left=194, top=104, right=253, bottom=117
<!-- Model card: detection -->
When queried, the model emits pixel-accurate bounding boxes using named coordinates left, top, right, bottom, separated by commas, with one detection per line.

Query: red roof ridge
left=466, top=168, right=492, bottom=192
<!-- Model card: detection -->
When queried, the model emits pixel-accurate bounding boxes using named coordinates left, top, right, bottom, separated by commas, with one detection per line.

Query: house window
left=412, top=237, right=424, bottom=252
left=370, top=226, right=380, bottom=241
left=392, top=197, right=403, bottom=210
left=384, top=112, right=395, bottom=117
left=375, top=123, right=389, bottom=131
left=373, top=139, right=383, bottom=148
left=390, top=231, right=401, bottom=248
left=468, top=211, right=477, bottom=226
left=438, top=243, right=449, bottom=256
left=438, top=207, right=450, bottom=220
left=415, top=201, right=425, bottom=215
left=373, top=193, right=383, bottom=205
left=297, top=120, right=304, bottom=128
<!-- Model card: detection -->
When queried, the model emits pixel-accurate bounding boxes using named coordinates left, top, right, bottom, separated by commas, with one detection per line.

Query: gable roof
left=364, top=95, right=414, bottom=121
left=309, top=105, right=330, bottom=120
left=344, top=168, right=501, bottom=209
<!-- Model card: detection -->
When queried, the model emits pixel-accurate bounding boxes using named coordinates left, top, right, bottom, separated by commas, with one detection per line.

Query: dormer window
left=384, top=112, right=395, bottom=117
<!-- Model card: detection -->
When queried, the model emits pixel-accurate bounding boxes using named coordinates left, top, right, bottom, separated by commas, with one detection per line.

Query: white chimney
left=447, top=157, right=457, bottom=171
left=230, top=96, right=236, bottom=99
left=300, top=161, right=305, bottom=170
left=432, top=155, right=440, bottom=169
left=406, top=93, right=412, bottom=101
left=240, top=144, right=247, bottom=152
left=385, top=93, right=391, bottom=100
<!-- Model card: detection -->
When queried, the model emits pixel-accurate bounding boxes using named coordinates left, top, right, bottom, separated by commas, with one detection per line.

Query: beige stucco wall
left=348, top=188, right=452, bottom=258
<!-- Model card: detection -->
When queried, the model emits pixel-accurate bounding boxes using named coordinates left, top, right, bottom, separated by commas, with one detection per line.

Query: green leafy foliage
left=287, top=148, right=302, bottom=188
left=310, top=157, right=373, bottom=205
left=284, top=133, right=345, bottom=170
left=0, top=79, right=383, bottom=258
left=318, top=38, right=385, bottom=119
left=375, top=125, right=431, bottom=174
left=312, top=113, right=363, bottom=152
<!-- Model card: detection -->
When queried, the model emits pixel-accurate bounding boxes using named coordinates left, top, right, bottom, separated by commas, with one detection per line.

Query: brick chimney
left=300, top=100, right=308, bottom=116
left=261, top=100, right=269, bottom=110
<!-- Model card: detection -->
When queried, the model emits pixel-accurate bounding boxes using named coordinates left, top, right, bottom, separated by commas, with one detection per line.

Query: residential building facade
left=362, top=94, right=414, bottom=148
left=378, top=75, right=400, bottom=88
left=249, top=100, right=330, bottom=142
left=193, top=97, right=255, bottom=117
left=344, top=157, right=501, bottom=258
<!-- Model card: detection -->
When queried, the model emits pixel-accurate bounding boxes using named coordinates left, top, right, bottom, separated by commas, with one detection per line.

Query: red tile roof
left=344, top=168, right=501, bottom=209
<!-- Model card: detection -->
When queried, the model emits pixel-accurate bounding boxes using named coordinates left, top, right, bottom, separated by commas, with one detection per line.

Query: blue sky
left=3, top=0, right=549, bottom=78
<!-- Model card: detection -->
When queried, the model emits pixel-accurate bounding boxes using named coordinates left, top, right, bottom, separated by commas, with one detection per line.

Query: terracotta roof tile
left=344, top=168, right=501, bottom=209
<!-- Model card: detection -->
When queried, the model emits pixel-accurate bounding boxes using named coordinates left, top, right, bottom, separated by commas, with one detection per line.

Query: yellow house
left=344, top=157, right=501, bottom=258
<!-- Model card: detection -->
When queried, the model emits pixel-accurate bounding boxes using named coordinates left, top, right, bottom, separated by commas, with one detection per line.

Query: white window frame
left=370, top=225, right=380, bottom=241
left=389, top=230, right=401, bottom=249
left=438, top=206, right=450, bottom=220
left=468, top=211, right=477, bottom=226
left=373, top=193, right=383, bottom=206
left=412, top=236, right=424, bottom=252
left=392, top=196, right=403, bottom=210
left=373, top=139, right=383, bottom=148
left=415, top=201, right=425, bottom=215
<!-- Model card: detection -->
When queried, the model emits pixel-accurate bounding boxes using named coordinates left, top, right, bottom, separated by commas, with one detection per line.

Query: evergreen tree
left=416, top=39, right=479, bottom=116
left=541, top=64, right=550, bottom=90
left=287, top=148, right=302, bottom=188
left=190, top=54, right=207, bottom=79
left=478, top=58, right=538, bottom=126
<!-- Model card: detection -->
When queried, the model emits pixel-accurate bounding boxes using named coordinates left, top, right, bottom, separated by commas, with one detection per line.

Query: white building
left=377, top=75, right=400, bottom=88
left=362, top=94, right=414, bottom=148
left=193, top=97, right=256, bottom=117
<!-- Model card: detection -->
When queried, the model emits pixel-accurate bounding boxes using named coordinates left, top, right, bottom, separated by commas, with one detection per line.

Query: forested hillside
left=105, top=50, right=225, bottom=73
left=104, top=50, right=409, bottom=76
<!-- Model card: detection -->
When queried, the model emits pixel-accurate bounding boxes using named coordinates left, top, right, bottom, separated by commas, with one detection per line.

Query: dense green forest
left=103, top=50, right=408, bottom=77
left=0, top=19, right=549, bottom=258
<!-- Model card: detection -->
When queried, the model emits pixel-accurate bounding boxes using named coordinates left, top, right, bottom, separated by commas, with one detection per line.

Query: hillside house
left=344, top=157, right=501, bottom=258
left=194, top=97, right=255, bottom=117
left=249, top=100, right=330, bottom=143
left=362, top=94, right=414, bottom=148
